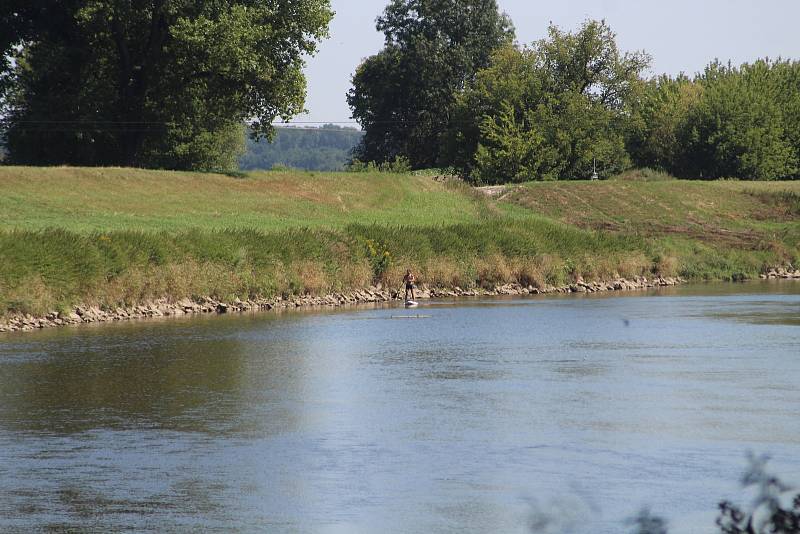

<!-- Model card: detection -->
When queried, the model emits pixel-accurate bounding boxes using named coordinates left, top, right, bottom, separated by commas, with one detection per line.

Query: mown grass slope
left=0, top=166, right=797, bottom=317
left=498, top=178, right=800, bottom=279
left=0, top=167, right=488, bottom=232
left=501, top=179, right=799, bottom=242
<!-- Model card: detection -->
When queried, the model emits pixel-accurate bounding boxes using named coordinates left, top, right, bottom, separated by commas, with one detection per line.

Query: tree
left=451, top=20, right=649, bottom=183
left=347, top=0, right=514, bottom=169
left=627, top=74, right=703, bottom=176
left=0, top=0, right=333, bottom=170
left=772, top=61, right=800, bottom=175
left=441, top=43, right=542, bottom=176
left=685, top=60, right=798, bottom=180
left=630, top=59, right=800, bottom=180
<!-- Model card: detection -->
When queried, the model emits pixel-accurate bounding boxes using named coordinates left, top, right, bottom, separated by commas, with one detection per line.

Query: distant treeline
left=239, top=125, right=363, bottom=171
left=350, top=1, right=800, bottom=183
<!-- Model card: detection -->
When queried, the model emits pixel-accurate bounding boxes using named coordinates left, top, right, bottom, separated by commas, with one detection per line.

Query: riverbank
left=1, top=167, right=798, bottom=327
left=0, top=275, right=686, bottom=333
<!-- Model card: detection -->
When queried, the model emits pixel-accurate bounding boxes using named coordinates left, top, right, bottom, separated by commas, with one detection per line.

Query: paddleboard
left=404, top=300, right=419, bottom=308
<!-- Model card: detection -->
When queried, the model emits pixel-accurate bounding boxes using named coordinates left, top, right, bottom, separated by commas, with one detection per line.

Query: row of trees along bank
left=3, top=0, right=798, bottom=180
left=348, top=0, right=800, bottom=183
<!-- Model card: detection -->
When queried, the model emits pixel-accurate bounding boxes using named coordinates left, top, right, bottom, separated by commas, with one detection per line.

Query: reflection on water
left=0, top=282, right=799, bottom=533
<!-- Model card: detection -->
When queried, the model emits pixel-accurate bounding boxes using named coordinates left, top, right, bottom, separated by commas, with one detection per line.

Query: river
left=0, top=283, right=798, bottom=533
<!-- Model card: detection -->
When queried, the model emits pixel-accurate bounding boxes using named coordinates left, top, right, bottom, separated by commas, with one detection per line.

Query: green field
left=1, top=166, right=798, bottom=317
left=0, top=167, right=488, bottom=232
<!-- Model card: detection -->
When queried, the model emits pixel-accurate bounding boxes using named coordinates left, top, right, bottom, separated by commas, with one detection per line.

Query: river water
left=0, top=283, right=798, bottom=533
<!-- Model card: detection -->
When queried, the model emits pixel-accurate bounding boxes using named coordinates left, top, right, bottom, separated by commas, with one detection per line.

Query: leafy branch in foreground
left=525, top=453, right=799, bottom=534
left=716, top=452, right=800, bottom=534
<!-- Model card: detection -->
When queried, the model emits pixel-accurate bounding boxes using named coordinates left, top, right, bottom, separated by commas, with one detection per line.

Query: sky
left=299, top=0, right=800, bottom=127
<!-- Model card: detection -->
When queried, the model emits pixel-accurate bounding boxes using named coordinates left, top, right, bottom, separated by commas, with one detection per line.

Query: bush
left=347, top=156, right=411, bottom=174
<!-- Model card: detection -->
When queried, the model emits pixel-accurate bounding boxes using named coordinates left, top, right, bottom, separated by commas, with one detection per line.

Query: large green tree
left=450, top=20, right=649, bottom=183
left=347, top=0, right=514, bottom=169
left=627, top=74, right=702, bottom=177
left=0, top=0, right=332, bottom=170
left=685, top=60, right=798, bottom=180
left=630, top=59, right=800, bottom=180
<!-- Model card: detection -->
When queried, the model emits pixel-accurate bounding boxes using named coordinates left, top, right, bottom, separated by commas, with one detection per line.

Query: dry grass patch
left=508, top=257, right=546, bottom=288
left=2, top=275, right=58, bottom=316
left=337, top=259, right=374, bottom=291
left=615, top=253, right=653, bottom=279
left=476, top=253, right=513, bottom=289
left=421, top=257, right=470, bottom=288
left=653, top=255, right=680, bottom=277
left=573, top=255, right=619, bottom=282
left=293, top=261, right=330, bottom=295
left=86, top=261, right=283, bottom=309
left=378, top=262, right=412, bottom=292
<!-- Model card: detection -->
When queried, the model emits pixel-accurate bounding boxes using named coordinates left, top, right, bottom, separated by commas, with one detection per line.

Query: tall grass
left=0, top=219, right=654, bottom=316
left=1, top=216, right=793, bottom=318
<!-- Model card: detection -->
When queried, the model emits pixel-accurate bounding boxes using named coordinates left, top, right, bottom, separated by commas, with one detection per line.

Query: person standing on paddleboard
left=403, top=269, right=416, bottom=301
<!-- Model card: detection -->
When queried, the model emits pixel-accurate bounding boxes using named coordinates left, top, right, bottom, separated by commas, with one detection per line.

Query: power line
left=0, top=119, right=361, bottom=125
left=272, top=121, right=360, bottom=125
left=0, top=124, right=365, bottom=134
left=0, top=120, right=365, bottom=132
left=0, top=117, right=479, bottom=134
left=0, top=118, right=468, bottom=126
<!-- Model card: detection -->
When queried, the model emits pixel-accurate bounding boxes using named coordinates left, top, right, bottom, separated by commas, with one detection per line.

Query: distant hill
left=240, top=124, right=362, bottom=171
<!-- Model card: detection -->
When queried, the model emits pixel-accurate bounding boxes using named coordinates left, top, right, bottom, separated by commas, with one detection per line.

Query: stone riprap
left=760, top=268, right=800, bottom=280
left=1, top=276, right=685, bottom=333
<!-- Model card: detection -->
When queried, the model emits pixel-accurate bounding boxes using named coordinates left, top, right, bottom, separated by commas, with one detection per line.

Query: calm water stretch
left=0, top=283, right=798, bottom=533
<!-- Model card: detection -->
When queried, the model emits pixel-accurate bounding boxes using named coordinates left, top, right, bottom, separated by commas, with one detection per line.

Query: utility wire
left=0, top=119, right=365, bottom=133
left=0, top=119, right=463, bottom=126
left=0, top=118, right=476, bottom=134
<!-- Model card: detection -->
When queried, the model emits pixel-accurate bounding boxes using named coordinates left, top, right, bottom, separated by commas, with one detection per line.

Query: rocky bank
left=760, top=267, right=800, bottom=280
left=0, top=276, right=692, bottom=334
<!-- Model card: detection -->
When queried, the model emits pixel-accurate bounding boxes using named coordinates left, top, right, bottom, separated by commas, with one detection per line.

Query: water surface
left=1, top=282, right=798, bottom=533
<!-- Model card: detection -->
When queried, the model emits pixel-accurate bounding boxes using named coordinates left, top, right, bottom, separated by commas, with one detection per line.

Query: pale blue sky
left=299, top=0, right=800, bottom=126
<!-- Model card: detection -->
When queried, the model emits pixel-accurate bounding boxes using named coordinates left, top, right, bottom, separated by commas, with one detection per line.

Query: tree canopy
left=347, top=0, right=514, bottom=169
left=349, top=9, right=800, bottom=183
left=448, top=20, right=650, bottom=183
left=0, top=0, right=332, bottom=170
left=630, top=59, right=800, bottom=180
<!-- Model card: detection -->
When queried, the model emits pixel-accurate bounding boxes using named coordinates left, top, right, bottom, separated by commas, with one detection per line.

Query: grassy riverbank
left=1, top=166, right=798, bottom=317
left=499, top=173, right=800, bottom=280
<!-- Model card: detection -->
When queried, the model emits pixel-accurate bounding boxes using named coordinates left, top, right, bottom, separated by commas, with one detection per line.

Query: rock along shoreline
left=0, top=276, right=693, bottom=334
